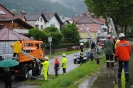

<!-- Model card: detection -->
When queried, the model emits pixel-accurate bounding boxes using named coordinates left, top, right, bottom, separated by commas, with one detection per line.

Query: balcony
left=13, top=29, right=29, bottom=34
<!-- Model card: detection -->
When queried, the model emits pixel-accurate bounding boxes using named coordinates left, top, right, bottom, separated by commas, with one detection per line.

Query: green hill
left=0, top=0, right=79, bottom=17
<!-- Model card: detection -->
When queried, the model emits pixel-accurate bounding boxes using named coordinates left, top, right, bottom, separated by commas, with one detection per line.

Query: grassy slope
left=22, top=57, right=106, bottom=88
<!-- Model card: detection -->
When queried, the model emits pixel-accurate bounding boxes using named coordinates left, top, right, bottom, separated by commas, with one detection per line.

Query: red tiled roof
left=78, top=24, right=101, bottom=32
left=0, top=27, right=31, bottom=40
left=73, top=14, right=101, bottom=24
left=95, top=18, right=106, bottom=24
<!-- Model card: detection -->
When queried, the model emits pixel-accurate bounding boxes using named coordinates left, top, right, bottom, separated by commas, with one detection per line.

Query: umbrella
left=0, top=59, right=19, bottom=67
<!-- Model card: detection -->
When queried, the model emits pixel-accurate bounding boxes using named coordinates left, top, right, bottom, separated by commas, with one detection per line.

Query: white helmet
left=119, top=33, right=125, bottom=38
left=62, top=53, right=66, bottom=57
left=80, top=43, right=84, bottom=46
left=45, top=56, right=49, bottom=60
left=112, top=36, right=115, bottom=39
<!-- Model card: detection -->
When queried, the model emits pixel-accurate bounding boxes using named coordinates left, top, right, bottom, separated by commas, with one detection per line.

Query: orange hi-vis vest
left=115, top=39, right=132, bottom=61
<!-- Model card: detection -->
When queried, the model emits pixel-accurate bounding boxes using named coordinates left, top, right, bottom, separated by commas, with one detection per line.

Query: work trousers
left=106, top=55, right=114, bottom=67
left=62, top=68, right=66, bottom=74
left=80, top=57, right=83, bottom=65
left=5, top=82, right=12, bottom=88
left=117, top=60, right=129, bottom=80
left=43, top=69, right=48, bottom=80
left=55, top=69, right=58, bottom=77
left=12, top=53, right=18, bottom=59
left=91, top=48, right=97, bottom=59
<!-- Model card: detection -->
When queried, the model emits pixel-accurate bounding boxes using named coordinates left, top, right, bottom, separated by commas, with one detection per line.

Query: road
left=0, top=53, right=80, bottom=88
left=48, top=53, right=80, bottom=75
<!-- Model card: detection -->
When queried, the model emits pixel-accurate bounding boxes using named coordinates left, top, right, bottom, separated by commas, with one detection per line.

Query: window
left=51, top=23, right=55, bottom=26
left=40, top=18, right=42, bottom=22
left=18, top=25, right=20, bottom=29
left=0, top=10, right=6, bottom=14
left=35, top=25, right=39, bottom=28
left=41, top=25, right=43, bottom=29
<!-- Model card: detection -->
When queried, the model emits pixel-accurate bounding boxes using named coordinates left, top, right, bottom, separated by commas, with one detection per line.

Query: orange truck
left=0, top=40, right=45, bottom=80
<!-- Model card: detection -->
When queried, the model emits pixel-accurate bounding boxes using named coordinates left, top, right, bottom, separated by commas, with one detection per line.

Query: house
left=0, top=27, right=31, bottom=55
left=43, top=12, right=63, bottom=31
left=22, top=12, right=63, bottom=32
left=22, top=13, right=47, bottom=30
left=72, top=10, right=105, bottom=42
left=60, top=16, right=70, bottom=25
left=0, top=4, right=33, bottom=36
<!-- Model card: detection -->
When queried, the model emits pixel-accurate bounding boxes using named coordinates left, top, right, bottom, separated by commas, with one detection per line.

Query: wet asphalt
left=79, top=50, right=133, bottom=88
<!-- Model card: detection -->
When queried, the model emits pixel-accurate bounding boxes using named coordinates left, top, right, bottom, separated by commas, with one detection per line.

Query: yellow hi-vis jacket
left=115, top=40, right=120, bottom=49
left=42, top=60, right=49, bottom=70
left=61, top=57, right=67, bottom=68
left=11, top=41, right=22, bottom=53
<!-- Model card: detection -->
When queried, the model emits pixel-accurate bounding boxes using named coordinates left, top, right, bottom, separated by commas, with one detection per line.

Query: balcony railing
left=13, top=29, right=29, bottom=34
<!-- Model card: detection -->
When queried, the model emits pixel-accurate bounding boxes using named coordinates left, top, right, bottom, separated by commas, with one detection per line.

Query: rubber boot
left=125, top=73, right=129, bottom=81
left=111, top=62, right=114, bottom=67
left=106, top=62, right=110, bottom=67
left=117, top=73, right=121, bottom=79
left=96, top=59, right=100, bottom=64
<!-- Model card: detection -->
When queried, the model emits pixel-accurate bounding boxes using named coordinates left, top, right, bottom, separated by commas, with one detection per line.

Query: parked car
left=73, top=50, right=90, bottom=64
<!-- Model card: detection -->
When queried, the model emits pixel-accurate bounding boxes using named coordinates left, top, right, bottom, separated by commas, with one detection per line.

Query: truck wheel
left=23, top=66, right=29, bottom=80
left=73, top=60, right=76, bottom=64
left=78, top=61, right=80, bottom=64
left=37, top=63, right=42, bottom=75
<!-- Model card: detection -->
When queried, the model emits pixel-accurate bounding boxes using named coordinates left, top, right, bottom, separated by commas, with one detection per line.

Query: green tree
left=61, top=23, right=80, bottom=43
left=84, top=0, right=133, bottom=34
left=28, top=28, right=47, bottom=41
left=43, top=26, right=63, bottom=54
left=28, top=27, right=63, bottom=54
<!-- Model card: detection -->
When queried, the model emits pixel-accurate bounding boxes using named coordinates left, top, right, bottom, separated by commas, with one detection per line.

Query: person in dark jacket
left=3, top=67, right=12, bottom=88
left=104, top=35, right=114, bottom=67
left=54, top=57, right=60, bottom=77
left=31, top=60, right=37, bottom=80
left=90, top=41, right=96, bottom=61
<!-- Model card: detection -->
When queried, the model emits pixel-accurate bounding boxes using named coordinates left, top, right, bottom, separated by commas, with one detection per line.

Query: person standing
left=10, top=40, right=22, bottom=59
left=104, top=35, right=114, bottom=67
left=90, top=41, right=96, bottom=61
left=31, top=60, right=37, bottom=80
left=42, top=56, right=50, bottom=80
left=114, top=39, right=120, bottom=62
left=3, top=67, right=12, bottom=88
left=115, top=33, right=132, bottom=81
left=61, top=53, right=67, bottom=74
left=54, top=57, right=60, bottom=77
left=80, top=43, right=84, bottom=64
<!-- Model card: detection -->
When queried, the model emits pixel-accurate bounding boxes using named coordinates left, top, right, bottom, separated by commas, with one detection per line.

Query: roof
left=24, top=13, right=47, bottom=22
left=0, top=18, right=33, bottom=29
left=43, top=12, right=63, bottom=24
left=0, top=27, right=31, bottom=40
left=0, top=4, right=14, bottom=19
left=78, top=24, right=101, bottom=32
left=73, top=14, right=101, bottom=24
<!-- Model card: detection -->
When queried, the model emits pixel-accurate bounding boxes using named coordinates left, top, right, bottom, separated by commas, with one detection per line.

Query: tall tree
left=28, top=27, right=63, bottom=54
left=84, top=0, right=133, bottom=34
left=43, top=26, right=63, bottom=54
left=61, top=23, right=80, bottom=43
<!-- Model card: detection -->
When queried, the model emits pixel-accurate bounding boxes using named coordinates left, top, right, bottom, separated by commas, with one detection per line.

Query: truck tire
left=37, top=63, right=42, bottom=75
left=22, top=65, right=29, bottom=80
left=73, top=60, right=76, bottom=64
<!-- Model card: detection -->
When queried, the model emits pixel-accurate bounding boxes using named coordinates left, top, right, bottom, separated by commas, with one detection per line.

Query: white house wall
left=45, top=16, right=60, bottom=31
left=35, top=16, right=45, bottom=30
